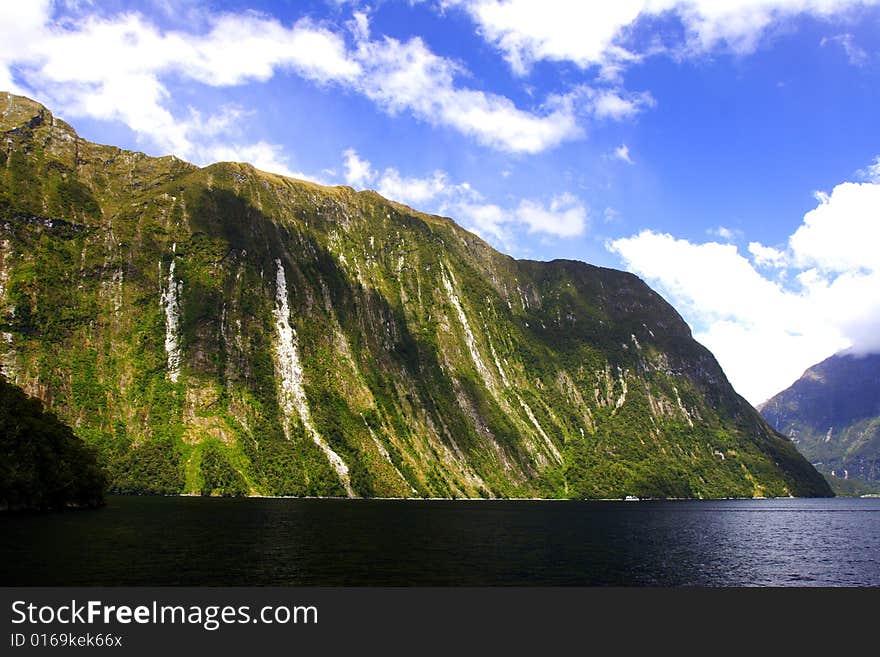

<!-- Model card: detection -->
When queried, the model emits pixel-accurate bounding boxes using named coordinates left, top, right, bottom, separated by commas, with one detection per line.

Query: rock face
left=761, top=352, right=880, bottom=484
left=0, top=374, right=105, bottom=511
left=0, top=92, right=831, bottom=498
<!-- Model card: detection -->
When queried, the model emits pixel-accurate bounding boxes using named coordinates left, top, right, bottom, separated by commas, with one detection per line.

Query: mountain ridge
left=0, top=91, right=831, bottom=498
left=761, top=350, right=880, bottom=484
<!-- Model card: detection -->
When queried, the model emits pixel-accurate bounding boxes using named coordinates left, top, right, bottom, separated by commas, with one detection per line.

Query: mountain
left=760, top=352, right=880, bottom=485
left=0, top=374, right=105, bottom=511
left=0, top=92, right=830, bottom=499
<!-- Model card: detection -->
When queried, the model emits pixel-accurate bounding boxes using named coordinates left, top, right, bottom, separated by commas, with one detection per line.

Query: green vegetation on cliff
left=0, top=92, right=831, bottom=499
left=0, top=374, right=105, bottom=510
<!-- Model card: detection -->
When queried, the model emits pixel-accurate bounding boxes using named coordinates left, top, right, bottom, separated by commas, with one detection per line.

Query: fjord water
left=2, top=496, right=878, bottom=586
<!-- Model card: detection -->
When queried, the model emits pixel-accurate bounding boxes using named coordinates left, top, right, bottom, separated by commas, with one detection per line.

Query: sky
left=1, top=0, right=879, bottom=405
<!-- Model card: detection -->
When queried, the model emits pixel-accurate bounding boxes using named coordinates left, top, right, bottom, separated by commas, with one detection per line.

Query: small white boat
left=624, top=495, right=640, bottom=501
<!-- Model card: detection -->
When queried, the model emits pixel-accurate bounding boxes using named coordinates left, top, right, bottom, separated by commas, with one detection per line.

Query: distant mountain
left=760, top=352, right=880, bottom=483
left=0, top=92, right=830, bottom=498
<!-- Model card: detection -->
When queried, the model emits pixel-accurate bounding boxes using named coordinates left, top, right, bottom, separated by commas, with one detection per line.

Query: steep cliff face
left=0, top=92, right=831, bottom=498
left=0, top=374, right=105, bottom=511
left=761, top=352, right=880, bottom=483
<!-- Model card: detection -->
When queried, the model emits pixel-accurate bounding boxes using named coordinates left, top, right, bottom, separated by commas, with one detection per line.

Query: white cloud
left=355, top=35, right=581, bottom=153
left=457, top=193, right=588, bottom=243
left=553, top=84, right=655, bottom=122
left=3, top=1, right=875, bottom=170
left=614, top=144, right=634, bottom=164
left=343, top=148, right=376, bottom=188
left=0, top=3, right=589, bottom=163
left=341, top=149, right=587, bottom=243
left=455, top=201, right=510, bottom=242
left=859, top=156, right=880, bottom=182
left=341, top=148, right=478, bottom=208
left=348, top=11, right=370, bottom=42
left=444, top=1, right=644, bottom=75
left=748, top=242, right=788, bottom=268
left=204, top=141, right=327, bottom=182
left=33, top=12, right=360, bottom=89
left=447, top=1, right=880, bottom=74
left=377, top=169, right=455, bottom=206
left=609, top=230, right=847, bottom=404
left=609, top=173, right=880, bottom=404
left=593, top=92, right=644, bottom=120
left=708, top=225, right=743, bottom=241
left=1, top=5, right=360, bottom=167
left=695, top=319, right=842, bottom=407
left=611, top=231, right=797, bottom=325
left=789, top=183, right=880, bottom=273
left=0, top=2, right=48, bottom=91
left=515, top=193, right=588, bottom=237
left=820, top=33, right=869, bottom=65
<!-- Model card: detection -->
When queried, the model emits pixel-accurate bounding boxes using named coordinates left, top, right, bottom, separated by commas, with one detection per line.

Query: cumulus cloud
left=342, top=148, right=478, bottom=208
left=748, top=242, right=788, bottom=268
left=343, top=148, right=376, bottom=188
left=340, top=149, right=587, bottom=244
left=595, top=94, right=644, bottom=120
left=4, top=2, right=874, bottom=169
left=789, top=184, right=880, bottom=273
left=552, top=84, right=656, bottom=122
left=205, top=141, right=333, bottom=184
left=454, top=202, right=511, bottom=242
left=456, top=193, right=588, bottom=245
left=354, top=35, right=582, bottom=153
left=446, top=0, right=880, bottom=74
left=609, top=171, right=880, bottom=404
left=514, top=193, right=588, bottom=236
left=377, top=169, right=457, bottom=206
left=446, top=1, right=644, bottom=75
left=0, top=1, right=591, bottom=167
left=0, top=3, right=360, bottom=165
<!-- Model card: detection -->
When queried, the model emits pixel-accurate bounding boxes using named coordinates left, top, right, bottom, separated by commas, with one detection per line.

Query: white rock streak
left=515, top=394, right=561, bottom=462
left=487, top=332, right=511, bottom=388
left=160, top=244, right=182, bottom=383
left=441, top=267, right=497, bottom=394
left=442, top=265, right=560, bottom=464
left=673, top=385, right=694, bottom=427
left=0, top=239, right=11, bottom=304
left=364, top=420, right=416, bottom=494
left=0, top=239, right=16, bottom=381
left=272, top=258, right=354, bottom=497
left=614, top=367, right=628, bottom=410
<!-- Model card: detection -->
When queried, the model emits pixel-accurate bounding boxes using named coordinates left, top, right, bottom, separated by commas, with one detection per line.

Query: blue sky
left=1, top=1, right=879, bottom=404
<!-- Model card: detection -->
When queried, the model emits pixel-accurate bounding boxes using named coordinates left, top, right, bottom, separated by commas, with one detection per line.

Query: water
left=1, top=496, right=878, bottom=586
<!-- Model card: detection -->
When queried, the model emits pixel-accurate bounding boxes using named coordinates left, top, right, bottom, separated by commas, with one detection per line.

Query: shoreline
left=165, top=493, right=817, bottom=502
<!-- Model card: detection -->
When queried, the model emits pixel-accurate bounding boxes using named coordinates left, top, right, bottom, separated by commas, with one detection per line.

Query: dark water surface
left=2, top=496, right=878, bottom=586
